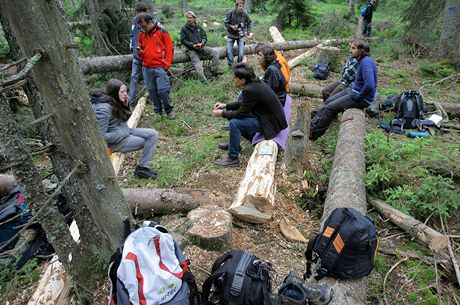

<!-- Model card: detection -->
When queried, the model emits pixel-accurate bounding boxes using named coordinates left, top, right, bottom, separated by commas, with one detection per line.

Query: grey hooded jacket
left=90, top=91, right=130, bottom=151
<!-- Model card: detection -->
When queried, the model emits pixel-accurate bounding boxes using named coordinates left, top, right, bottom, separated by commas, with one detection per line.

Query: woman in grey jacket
left=91, top=79, right=159, bottom=179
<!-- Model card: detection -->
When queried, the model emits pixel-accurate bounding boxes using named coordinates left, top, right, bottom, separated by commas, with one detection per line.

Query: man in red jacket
left=137, top=13, right=175, bottom=119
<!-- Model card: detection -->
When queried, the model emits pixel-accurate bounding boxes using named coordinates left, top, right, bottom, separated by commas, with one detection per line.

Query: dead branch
left=383, top=256, right=409, bottom=305
left=0, top=53, right=42, bottom=90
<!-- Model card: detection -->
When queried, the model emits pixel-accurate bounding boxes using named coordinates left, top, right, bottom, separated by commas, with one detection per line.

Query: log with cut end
left=228, top=140, right=278, bottom=223
left=312, top=109, right=368, bottom=305
left=111, top=96, right=146, bottom=175
left=284, top=100, right=309, bottom=174
left=367, top=195, right=448, bottom=252
left=269, top=26, right=286, bottom=43
left=289, top=82, right=323, bottom=98
left=288, top=44, right=323, bottom=69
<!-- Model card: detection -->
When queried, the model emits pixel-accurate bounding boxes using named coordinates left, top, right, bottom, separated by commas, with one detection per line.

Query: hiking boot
left=218, top=142, right=242, bottom=151
left=134, top=166, right=158, bottom=179
left=275, top=282, right=307, bottom=305
left=303, top=284, right=333, bottom=305
left=213, top=157, right=239, bottom=167
left=167, top=111, right=176, bottom=120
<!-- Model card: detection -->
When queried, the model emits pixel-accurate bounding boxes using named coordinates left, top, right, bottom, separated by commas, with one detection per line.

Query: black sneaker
left=303, top=284, right=332, bottom=305
left=134, top=166, right=158, bottom=179
left=213, top=157, right=240, bottom=167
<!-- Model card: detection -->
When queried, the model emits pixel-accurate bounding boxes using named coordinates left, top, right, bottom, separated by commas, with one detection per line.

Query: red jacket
left=138, top=26, right=174, bottom=69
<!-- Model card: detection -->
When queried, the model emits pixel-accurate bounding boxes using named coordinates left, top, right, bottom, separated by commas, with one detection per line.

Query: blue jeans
left=142, top=67, right=174, bottom=115
left=228, top=117, right=261, bottom=159
left=128, top=56, right=143, bottom=104
left=119, top=128, right=158, bottom=168
left=227, top=37, right=245, bottom=67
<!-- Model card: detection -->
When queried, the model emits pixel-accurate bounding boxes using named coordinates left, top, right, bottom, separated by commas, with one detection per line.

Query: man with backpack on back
left=362, top=0, right=377, bottom=37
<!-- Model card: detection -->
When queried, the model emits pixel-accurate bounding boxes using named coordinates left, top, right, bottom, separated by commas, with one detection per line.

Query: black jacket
left=223, top=80, right=287, bottom=140
left=263, top=60, right=287, bottom=106
left=180, top=23, right=207, bottom=51
left=224, top=9, right=251, bottom=39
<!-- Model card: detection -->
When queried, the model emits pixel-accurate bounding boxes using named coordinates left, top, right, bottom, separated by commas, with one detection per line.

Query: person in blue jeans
left=224, top=0, right=251, bottom=68
left=212, top=63, right=287, bottom=166
left=91, top=79, right=159, bottom=179
left=310, top=38, right=378, bottom=140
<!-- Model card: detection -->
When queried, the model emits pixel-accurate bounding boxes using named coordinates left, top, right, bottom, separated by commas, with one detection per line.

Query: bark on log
left=228, top=140, right=278, bottom=223
left=367, top=195, right=449, bottom=252
left=68, top=20, right=91, bottom=29
left=111, top=96, right=147, bottom=175
left=288, top=44, right=323, bottom=69
left=123, top=188, right=221, bottom=215
left=269, top=26, right=286, bottom=43
left=313, top=109, right=368, bottom=305
left=289, top=82, right=323, bottom=98
left=284, top=100, right=309, bottom=174
left=356, top=17, right=364, bottom=38
left=79, top=38, right=352, bottom=74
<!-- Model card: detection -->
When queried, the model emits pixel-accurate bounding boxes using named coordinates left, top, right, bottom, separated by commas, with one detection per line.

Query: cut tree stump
left=288, top=44, right=323, bottom=69
left=0, top=174, right=16, bottom=195
left=269, top=26, right=286, bottom=43
left=317, top=46, right=341, bottom=72
left=228, top=140, right=278, bottom=223
left=312, top=109, right=368, bottom=305
left=186, top=205, right=233, bottom=251
left=284, top=100, right=310, bottom=174
left=112, top=95, right=146, bottom=175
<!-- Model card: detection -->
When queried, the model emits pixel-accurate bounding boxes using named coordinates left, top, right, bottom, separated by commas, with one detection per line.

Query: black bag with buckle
left=304, top=208, right=378, bottom=281
left=202, top=249, right=272, bottom=305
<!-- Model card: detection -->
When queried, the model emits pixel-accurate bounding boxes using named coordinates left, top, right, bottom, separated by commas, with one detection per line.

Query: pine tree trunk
left=437, top=0, right=460, bottom=66
left=182, top=0, right=189, bottom=11
left=245, top=0, right=252, bottom=14
left=0, top=0, right=132, bottom=299
left=349, top=0, right=355, bottom=16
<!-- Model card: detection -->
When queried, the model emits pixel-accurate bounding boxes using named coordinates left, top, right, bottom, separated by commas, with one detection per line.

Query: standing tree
left=271, top=0, right=315, bottom=30
left=182, top=0, right=189, bottom=12
left=349, top=0, right=355, bottom=16
left=437, top=0, right=460, bottom=65
left=245, top=0, right=253, bottom=13
left=0, top=0, right=132, bottom=302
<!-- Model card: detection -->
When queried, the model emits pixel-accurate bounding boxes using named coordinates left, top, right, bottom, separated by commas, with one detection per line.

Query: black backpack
left=311, top=64, right=329, bottom=80
left=202, top=249, right=272, bottom=305
left=304, top=208, right=378, bottom=281
left=391, top=90, right=425, bottom=129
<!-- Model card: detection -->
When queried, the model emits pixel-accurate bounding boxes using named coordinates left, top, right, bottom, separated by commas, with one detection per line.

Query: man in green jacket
left=180, top=11, right=222, bottom=83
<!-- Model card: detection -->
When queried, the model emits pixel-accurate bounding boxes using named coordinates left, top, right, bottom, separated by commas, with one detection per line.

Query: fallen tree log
left=289, top=82, right=323, bottom=98
left=269, top=26, right=285, bottom=43
left=228, top=140, right=278, bottom=223
left=288, top=44, right=323, bottom=69
left=313, top=109, right=368, bottom=305
left=80, top=38, right=353, bottom=74
left=111, top=95, right=146, bottom=175
left=367, top=195, right=449, bottom=252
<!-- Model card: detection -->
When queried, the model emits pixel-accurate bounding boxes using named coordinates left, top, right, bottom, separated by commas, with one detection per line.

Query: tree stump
left=186, top=205, right=233, bottom=251
left=228, top=140, right=278, bottom=223
left=284, top=100, right=310, bottom=175
left=317, top=46, right=341, bottom=72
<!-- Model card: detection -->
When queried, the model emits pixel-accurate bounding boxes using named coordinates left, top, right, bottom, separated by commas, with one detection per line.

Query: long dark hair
left=257, top=45, right=277, bottom=70
left=106, top=79, right=131, bottom=121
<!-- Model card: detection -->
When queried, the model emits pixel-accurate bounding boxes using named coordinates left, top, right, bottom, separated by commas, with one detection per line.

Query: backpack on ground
left=201, top=249, right=273, bottom=305
left=108, top=220, right=200, bottom=305
left=304, top=208, right=378, bottom=281
left=391, top=89, right=425, bottom=130
left=311, top=64, right=329, bottom=80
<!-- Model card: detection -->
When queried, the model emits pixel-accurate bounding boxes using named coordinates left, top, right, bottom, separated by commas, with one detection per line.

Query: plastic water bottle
left=407, top=131, right=430, bottom=138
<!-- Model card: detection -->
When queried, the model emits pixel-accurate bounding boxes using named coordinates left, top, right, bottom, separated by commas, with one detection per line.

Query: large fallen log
left=269, top=26, right=286, bottom=43
left=314, top=109, right=368, bottom=305
left=228, top=140, right=278, bottom=223
left=289, top=82, right=323, bottom=98
left=111, top=95, right=146, bottom=175
left=80, top=38, right=352, bottom=74
left=288, top=44, right=323, bottom=69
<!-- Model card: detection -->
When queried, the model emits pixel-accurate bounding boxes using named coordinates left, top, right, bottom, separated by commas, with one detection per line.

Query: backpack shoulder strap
left=228, top=252, right=253, bottom=305
left=303, top=235, right=318, bottom=280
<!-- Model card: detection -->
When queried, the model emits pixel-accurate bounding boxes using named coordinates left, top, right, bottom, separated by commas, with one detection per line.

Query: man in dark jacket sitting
left=180, top=11, right=222, bottom=83
left=212, top=63, right=288, bottom=166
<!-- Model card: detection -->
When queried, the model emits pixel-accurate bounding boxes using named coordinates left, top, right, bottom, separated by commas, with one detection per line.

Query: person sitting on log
left=180, top=11, right=223, bottom=84
left=212, top=63, right=288, bottom=166
left=90, top=79, right=159, bottom=179
left=321, top=39, right=359, bottom=102
left=256, top=43, right=290, bottom=93
left=310, top=38, right=377, bottom=141
left=256, top=44, right=287, bottom=106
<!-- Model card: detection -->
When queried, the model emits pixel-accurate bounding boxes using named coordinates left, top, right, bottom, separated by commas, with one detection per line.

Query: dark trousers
left=363, top=19, right=372, bottom=37
left=310, top=88, right=368, bottom=140
left=322, top=81, right=346, bottom=101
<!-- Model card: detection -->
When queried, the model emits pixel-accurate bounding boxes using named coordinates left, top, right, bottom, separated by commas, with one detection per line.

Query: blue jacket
left=352, top=55, right=377, bottom=103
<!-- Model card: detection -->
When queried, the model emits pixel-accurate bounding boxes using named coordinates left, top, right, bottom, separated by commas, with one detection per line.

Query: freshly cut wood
left=289, top=82, right=323, bottom=98
left=367, top=195, right=449, bottom=252
left=111, top=96, right=146, bottom=175
left=229, top=140, right=278, bottom=223
left=280, top=217, right=307, bottom=243
left=288, top=44, right=323, bottom=69
left=0, top=174, right=16, bottom=195
left=284, top=100, right=309, bottom=174
left=123, top=188, right=221, bottom=215
left=80, top=38, right=354, bottom=74
left=28, top=256, right=71, bottom=305
left=269, top=26, right=286, bottom=43
left=313, top=109, right=368, bottom=305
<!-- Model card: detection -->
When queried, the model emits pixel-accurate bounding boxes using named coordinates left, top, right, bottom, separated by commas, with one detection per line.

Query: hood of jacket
left=89, top=90, right=113, bottom=105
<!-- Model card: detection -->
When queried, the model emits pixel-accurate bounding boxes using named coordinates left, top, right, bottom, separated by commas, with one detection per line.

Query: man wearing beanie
left=180, top=11, right=223, bottom=83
